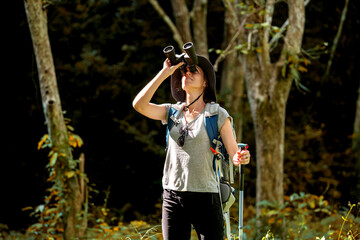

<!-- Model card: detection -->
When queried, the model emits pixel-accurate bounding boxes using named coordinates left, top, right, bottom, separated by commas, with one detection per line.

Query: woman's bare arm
left=220, top=118, right=250, bottom=166
left=132, top=59, right=183, bottom=121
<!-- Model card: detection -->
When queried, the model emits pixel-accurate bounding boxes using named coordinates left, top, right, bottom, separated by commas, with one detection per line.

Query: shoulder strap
left=204, top=103, right=220, bottom=149
left=165, top=102, right=185, bottom=150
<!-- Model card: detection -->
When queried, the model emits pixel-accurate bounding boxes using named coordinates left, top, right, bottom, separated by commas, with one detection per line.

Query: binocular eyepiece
left=163, top=42, right=198, bottom=73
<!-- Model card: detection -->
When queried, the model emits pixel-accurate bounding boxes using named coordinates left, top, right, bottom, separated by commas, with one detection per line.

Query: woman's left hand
left=232, top=150, right=251, bottom=166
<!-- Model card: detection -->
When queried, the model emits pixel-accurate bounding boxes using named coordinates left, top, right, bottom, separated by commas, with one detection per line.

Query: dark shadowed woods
left=2, top=0, right=360, bottom=238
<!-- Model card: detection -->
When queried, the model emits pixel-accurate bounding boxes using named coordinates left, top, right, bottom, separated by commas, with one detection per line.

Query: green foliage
left=23, top=119, right=87, bottom=239
left=262, top=230, right=276, bottom=240
left=5, top=194, right=359, bottom=239
left=281, top=52, right=311, bottom=93
left=86, top=220, right=162, bottom=239
left=242, top=193, right=360, bottom=240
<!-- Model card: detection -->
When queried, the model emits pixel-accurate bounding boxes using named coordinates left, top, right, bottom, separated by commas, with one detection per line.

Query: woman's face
left=181, top=65, right=207, bottom=93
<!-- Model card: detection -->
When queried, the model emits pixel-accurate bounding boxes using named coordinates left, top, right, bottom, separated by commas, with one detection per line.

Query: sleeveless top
left=161, top=103, right=230, bottom=193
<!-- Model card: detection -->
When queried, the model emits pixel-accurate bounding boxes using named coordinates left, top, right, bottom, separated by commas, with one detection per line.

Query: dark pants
left=162, top=189, right=224, bottom=240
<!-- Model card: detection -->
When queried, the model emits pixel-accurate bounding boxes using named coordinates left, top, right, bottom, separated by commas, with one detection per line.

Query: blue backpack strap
left=165, top=103, right=184, bottom=150
left=204, top=102, right=220, bottom=147
left=205, top=103, right=235, bottom=184
left=205, top=114, right=218, bottom=149
left=204, top=103, right=221, bottom=172
left=166, top=107, right=177, bottom=148
left=205, top=114, right=220, bottom=173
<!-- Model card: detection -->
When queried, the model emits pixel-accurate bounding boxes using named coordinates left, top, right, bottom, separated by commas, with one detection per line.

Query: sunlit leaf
left=241, top=49, right=248, bottom=54
left=298, top=66, right=308, bottom=72
left=272, top=26, right=280, bottom=33
left=234, top=44, right=244, bottom=50
left=268, top=217, right=276, bottom=224
left=35, top=205, right=45, bottom=213
left=67, top=125, right=74, bottom=132
left=309, top=200, right=316, bottom=209
left=49, top=152, right=58, bottom=167
left=22, top=206, right=33, bottom=211
left=65, top=171, right=75, bottom=178
left=303, top=57, right=311, bottom=66
left=45, top=208, right=59, bottom=215
left=38, top=134, right=48, bottom=150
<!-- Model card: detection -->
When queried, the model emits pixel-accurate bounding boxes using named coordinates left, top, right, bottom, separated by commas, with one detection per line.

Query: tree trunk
left=170, top=0, right=193, bottom=44
left=353, top=81, right=360, bottom=154
left=353, top=80, right=360, bottom=196
left=24, top=0, right=86, bottom=238
left=169, top=0, right=209, bottom=57
left=191, top=0, right=209, bottom=57
left=240, top=0, right=305, bottom=218
left=243, top=57, right=292, bottom=207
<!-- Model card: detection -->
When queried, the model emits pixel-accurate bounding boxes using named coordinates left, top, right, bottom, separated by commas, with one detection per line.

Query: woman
left=132, top=53, right=250, bottom=240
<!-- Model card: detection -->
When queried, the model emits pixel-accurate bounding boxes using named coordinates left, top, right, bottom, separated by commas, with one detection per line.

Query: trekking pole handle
left=237, top=143, right=248, bottom=190
left=237, top=143, right=248, bottom=240
left=237, top=143, right=248, bottom=151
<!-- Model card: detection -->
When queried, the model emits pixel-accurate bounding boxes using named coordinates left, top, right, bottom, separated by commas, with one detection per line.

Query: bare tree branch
left=222, top=0, right=241, bottom=29
left=322, top=0, right=350, bottom=80
left=282, top=0, right=305, bottom=54
left=214, top=1, right=262, bottom=70
left=148, top=0, right=183, bottom=50
left=262, top=0, right=275, bottom=65
left=268, top=0, right=311, bottom=49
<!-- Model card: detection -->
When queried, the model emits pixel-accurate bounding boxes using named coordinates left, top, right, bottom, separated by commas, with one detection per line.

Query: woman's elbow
left=132, top=99, right=143, bottom=113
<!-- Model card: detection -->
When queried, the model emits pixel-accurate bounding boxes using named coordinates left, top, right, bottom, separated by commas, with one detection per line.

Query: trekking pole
left=237, top=143, right=248, bottom=240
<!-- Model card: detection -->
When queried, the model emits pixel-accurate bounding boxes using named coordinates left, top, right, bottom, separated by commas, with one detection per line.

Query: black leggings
left=162, top=189, right=224, bottom=240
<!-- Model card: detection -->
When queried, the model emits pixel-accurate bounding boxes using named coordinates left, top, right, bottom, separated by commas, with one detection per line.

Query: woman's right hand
left=162, top=58, right=184, bottom=76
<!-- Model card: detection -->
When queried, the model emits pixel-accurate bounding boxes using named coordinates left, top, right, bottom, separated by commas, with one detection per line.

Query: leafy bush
left=240, top=192, right=360, bottom=240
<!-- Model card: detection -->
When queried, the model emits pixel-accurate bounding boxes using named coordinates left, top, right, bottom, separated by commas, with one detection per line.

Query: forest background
left=2, top=0, right=360, bottom=238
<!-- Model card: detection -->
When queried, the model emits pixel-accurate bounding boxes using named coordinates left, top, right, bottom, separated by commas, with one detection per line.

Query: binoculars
left=163, top=42, right=198, bottom=74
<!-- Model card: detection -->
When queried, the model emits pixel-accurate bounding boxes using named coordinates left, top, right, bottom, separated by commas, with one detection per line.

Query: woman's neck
left=184, top=91, right=205, bottom=113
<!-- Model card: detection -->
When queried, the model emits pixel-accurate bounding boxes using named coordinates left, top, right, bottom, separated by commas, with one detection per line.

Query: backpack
left=165, top=102, right=236, bottom=208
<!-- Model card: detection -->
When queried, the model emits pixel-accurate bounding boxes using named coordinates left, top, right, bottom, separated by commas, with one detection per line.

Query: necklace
left=184, top=91, right=204, bottom=112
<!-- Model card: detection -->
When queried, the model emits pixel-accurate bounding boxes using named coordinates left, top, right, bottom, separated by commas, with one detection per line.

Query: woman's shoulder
left=205, top=102, right=229, bottom=116
left=161, top=102, right=183, bottom=110
left=218, top=105, right=229, bottom=115
left=160, top=102, right=186, bottom=123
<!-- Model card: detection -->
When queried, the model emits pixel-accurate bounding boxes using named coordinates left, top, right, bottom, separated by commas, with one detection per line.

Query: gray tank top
left=161, top=103, right=230, bottom=193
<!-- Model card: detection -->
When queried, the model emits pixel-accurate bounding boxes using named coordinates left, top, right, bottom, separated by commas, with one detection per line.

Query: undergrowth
left=1, top=122, right=358, bottom=239
left=242, top=193, right=360, bottom=240
left=0, top=193, right=358, bottom=239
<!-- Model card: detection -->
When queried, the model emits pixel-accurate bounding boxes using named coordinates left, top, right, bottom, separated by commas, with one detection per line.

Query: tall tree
left=223, top=0, right=306, bottom=217
left=24, top=0, right=86, bottom=238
